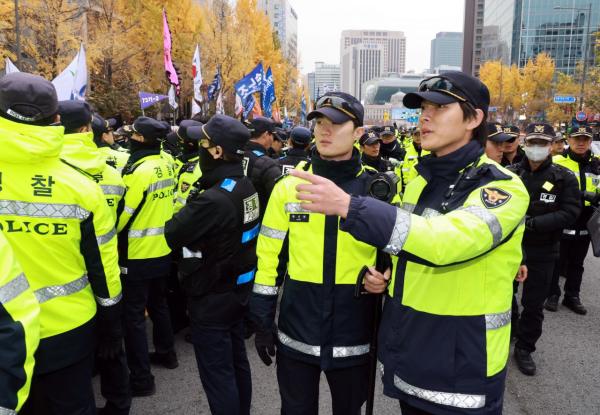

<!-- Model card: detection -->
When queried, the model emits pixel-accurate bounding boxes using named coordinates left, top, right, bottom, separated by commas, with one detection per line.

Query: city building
left=257, top=0, right=298, bottom=66
left=306, top=72, right=316, bottom=102
left=339, top=30, right=407, bottom=100
left=341, top=43, right=385, bottom=101
left=462, top=0, right=486, bottom=76
left=480, top=0, right=599, bottom=75
left=362, top=73, right=431, bottom=105
left=312, top=61, right=340, bottom=100
left=430, top=32, right=464, bottom=71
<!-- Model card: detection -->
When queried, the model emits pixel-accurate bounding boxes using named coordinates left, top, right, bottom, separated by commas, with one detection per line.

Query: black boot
left=514, top=347, right=536, bottom=376
left=544, top=295, right=559, bottom=312
left=562, top=296, right=587, bottom=315
left=149, top=350, right=179, bottom=369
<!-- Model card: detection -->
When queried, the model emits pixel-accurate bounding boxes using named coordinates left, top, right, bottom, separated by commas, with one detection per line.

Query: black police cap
left=525, top=123, right=555, bottom=141
left=289, top=126, right=312, bottom=145
left=58, top=100, right=93, bottom=132
left=359, top=130, right=382, bottom=146
left=177, top=119, right=203, bottom=143
left=502, top=125, right=520, bottom=137
left=307, top=92, right=364, bottom=126
left=487, top=122, right=512, bottom=143
left=570, top=126, right=593, bottom=138
left=0, top=72, right=58, bottom=123
left=132, top=116, right=171, bottom=141
left=249, top=117, right=277, bottom=137
left=187, top=114, right=250, bottom=156
left=380, top=125, right=396, bottom=136
left=91, top=114, right=117, bottom=140
left=404, top=71, right=490, bottom=114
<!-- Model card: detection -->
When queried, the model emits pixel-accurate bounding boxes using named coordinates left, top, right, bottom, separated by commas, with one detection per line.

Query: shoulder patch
left=185, top=161, right=198, bottom=173
left=481, top=187, right=512, bottom=209
left=252, top=150, right=265, bottom=157
left=180, top=182, right=190, bottom=193
left=243, top=193, right=260, bottom=223
left=220, top=178, right=237, bottom=192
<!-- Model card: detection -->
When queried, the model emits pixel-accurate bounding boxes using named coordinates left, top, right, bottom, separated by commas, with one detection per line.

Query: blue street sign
left=576, top=111, right=587, bottom=122
left=554, top=95, right=577, bottom=104
left=488, top=106, right=498, bottom=112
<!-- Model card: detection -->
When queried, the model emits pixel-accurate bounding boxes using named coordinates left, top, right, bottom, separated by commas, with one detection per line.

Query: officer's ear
left=212, top=145, right=224, bottom=159
left=353, top=126, right=365, bottom=142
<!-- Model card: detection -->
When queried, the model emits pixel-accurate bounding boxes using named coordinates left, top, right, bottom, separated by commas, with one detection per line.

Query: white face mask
left=524, top=145, right=550, bottom=162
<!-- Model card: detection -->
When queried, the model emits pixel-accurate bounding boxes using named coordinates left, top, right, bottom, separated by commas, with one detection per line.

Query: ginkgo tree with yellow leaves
left=0, top=0, right=300, bottom=119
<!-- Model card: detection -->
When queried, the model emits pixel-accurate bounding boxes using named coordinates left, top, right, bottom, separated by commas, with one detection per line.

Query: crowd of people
left=1, top=68, right=598, bottom=415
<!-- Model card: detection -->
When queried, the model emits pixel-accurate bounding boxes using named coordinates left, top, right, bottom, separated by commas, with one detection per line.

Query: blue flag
left=235, top=62, right=264, bottom=102
left=243, top=94, right=256, bottom=119
left=207, top=67, right=222, bottom=101
left=301, top=94, right=307, bottom=124
left=261, top=67, right=276, bottom=118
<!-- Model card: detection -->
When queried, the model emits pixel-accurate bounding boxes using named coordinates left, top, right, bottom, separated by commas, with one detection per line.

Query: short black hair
left=459, top=101, right=487, bottom=146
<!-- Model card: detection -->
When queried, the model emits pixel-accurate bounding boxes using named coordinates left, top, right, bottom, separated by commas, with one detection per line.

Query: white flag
left=4, top=58, right=20, bottom=74
left=52, top=44, right=88, bottom=101
left=216, top=91, right=224, bottom=115
left=191, top=44, right=203, bottom=116
left=168, top=85, right=179, bottom=110
left=234, top=93, right=243, bottom=117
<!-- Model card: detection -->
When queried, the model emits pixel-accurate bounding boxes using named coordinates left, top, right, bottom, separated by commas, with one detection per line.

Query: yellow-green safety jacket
left=117, top=150, right=175, bottom=278
left=0, top=116, right=122, bottom=374
left=553, top=150, right=600, bottom=236
left=251, top=155, right=379, bottom=370
left=99, top=145, right=130, bottom=173
left=61, top=132, right=126, bottom=223
left=339, top=142, right=528, bottom=414
left=174, top=155, right=202, bottom=213
left=0, top=232, right=40, bottom=413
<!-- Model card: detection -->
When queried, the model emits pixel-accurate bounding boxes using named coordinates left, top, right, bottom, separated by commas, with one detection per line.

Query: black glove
left=97, top=335, right=122, bottom=360
left=255, top=327, right=276, bottom=366
left=584, top=191, right=600, bottom=206
left=525, top=216, right=535, bottom=230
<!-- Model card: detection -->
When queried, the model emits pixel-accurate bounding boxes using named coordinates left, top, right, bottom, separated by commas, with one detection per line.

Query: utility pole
left=579, top=3, right=592, bottom=111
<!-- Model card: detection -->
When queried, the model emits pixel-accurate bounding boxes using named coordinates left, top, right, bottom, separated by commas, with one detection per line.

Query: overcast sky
left=293, top=0, right=466, bottom=74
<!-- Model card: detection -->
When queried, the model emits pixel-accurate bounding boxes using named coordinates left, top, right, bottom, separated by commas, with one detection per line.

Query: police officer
left=485, top=122, right=512, bottom=164
left=57, top=102, right=131, bottom=414
left=173, top=119, right=203, bottom=213
left=59, top=103, right=126, bottom=223
left=551, top=132, right=567, bottom=156
left=399, top=128, right=429, bottom=189
left=359, top=130, right=387, bottom=172
left=244, top=117, right=282, bottom=216
left=501, top=125, right=524, bottom=167
left=269, top=127, right=286, bottom=158
left=250, top=92, right=381, bottom=415
left=508, top=123, right=580, bottom=376
left=0, top=72, right=123, bottom=415
left=165, top=115, right=259, bottom=415
left=291, top=72, right=529, bottom=415
left=278, top=126, right=312, bottom=175
left=117, top=116, right=177, bottom=396
left=0, top=232, right=40, bottom=414
left=94, top=116, right=130, bottom=173
left=546, top=126, right=599, bottom=315
left=379, top=125, right=405, bottom=161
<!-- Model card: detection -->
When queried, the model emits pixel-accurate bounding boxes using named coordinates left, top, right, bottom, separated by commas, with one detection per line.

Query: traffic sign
left=554, top=95, right=577, bottom=104
left=576, top=111, right=587, bottom=122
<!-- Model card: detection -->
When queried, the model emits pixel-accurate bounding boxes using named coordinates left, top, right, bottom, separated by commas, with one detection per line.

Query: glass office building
left=482, top=0, right=599, bottom=74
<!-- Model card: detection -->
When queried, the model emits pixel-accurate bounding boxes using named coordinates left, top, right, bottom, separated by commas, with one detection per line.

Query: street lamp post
left=554, top=3, right=593, bottom=111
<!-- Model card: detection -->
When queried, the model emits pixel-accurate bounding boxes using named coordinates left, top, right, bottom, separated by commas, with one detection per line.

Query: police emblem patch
left=243, top=193, right=260, bottom=224
left=180, top=182, right=190, bottom=193
left=481, top=187, right=511, bottom=209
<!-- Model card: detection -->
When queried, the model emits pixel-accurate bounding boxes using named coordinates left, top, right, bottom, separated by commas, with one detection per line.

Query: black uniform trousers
left=514, top=244, right=557, bottom=353
left=20, top=353, right=95, bottom=415
left=189, top=312, right=252, bottom=415
left=97, top=345, right=131, bottom=414
left=122, top=275, right=175, bottom=387
left=276, top=352, right=369, bottom=415
left=549, top=236, right=590, bottom=298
